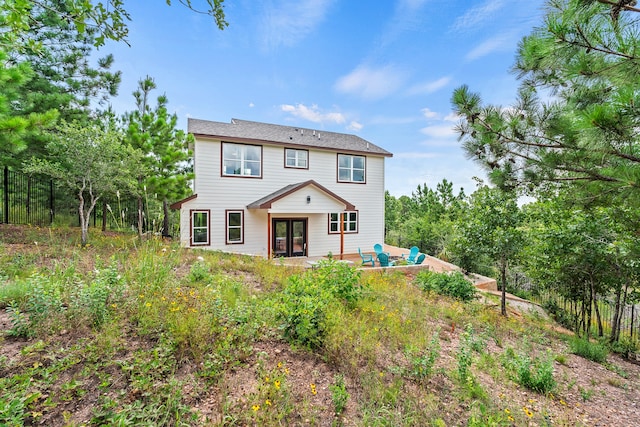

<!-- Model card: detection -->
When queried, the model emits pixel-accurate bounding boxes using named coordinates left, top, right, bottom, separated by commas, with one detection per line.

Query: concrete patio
left=279, top=243, right=497, bottom=291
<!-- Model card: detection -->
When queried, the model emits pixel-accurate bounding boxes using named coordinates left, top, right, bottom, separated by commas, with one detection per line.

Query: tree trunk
left=137, top=194, right=143, bottom=239
left=79, top=189, right=88, bottom=247
left=500, top=258, right=507, bottom=317
left=610, top=284, right=623, bottom=343
left=162, top=198, right=170, bottom=237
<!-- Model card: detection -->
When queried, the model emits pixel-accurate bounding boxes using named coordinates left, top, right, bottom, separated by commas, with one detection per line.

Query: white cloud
left=407, top=76, right=452, bottom=96
left=421, top=107, right=440, bottom=120
left=420, top=124, right=457, bottom=139
left=465, top=34, right=512, bottom=61
left=260, top=0, right=335, bottom=51
left=451, top=0, right=505, bottom=32
left=249, top=102, right=255, bottom=108
left=280, top=103, right=346, bottom=124
left=347, top=121, right=363, bottom=131
left=335, top=65, right=407, bottom=100
left=444, top=112, right=460, bottom=122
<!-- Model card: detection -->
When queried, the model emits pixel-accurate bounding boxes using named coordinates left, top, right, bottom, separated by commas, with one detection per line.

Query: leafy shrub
left=415, top=270, right=477, bottom=302
left=610, top=336, right=639, bottom=359
left=188, top=260, right=211, bottom=283
left=329, top=374, right=349, bottom=415
left=570, top=336, right=609, bottom=363
left=407, top=329, right=440, bottom=381
left=277, top=260, right=365, bottom=349
left=502, top=348, right=556, bottom=394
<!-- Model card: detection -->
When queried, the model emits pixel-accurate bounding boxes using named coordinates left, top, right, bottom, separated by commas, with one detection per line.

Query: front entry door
left=273, top=219, right=307, bottom=257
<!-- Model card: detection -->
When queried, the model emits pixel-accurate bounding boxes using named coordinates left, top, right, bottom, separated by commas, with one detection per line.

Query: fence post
left=3, top=166, right=8, bottom=224
left=49, top=179, right=54, bottom=224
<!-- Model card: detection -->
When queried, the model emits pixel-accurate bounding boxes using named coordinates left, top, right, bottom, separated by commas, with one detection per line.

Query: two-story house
left=171, top=118, right=393, bottom=258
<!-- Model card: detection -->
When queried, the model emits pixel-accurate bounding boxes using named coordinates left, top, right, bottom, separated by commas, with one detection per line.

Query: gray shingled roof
left=188, top=118, right=392, bottom=157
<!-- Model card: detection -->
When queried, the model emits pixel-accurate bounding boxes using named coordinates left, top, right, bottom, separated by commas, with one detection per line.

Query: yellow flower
left=508, top=416, right=514, bottom=422
left=559, top=399, right=567, bottom=406
left=252, top=405, right=260, bottom=411
left=265, top=399, right=272, bottom=406
left=277, top=362, right=283, bottom=369
left=145, top=302, right=151, bottom=308
left=523, top=407, right=533, bottom=418
left=310, top=383, right=317, bottom=395
left=139, top=294, right=145, bottom=299
left=274, top=380, right=281, bottom=390
left=265, top=376, right=270, bottom=383
left=504, top=409, right=510, bottom=414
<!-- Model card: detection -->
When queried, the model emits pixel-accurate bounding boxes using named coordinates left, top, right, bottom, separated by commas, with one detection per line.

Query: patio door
left=273, top=219, right=307, bottom=257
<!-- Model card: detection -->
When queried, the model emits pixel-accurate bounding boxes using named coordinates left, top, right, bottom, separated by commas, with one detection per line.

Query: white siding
left=179, top=137, right=387, bottom=257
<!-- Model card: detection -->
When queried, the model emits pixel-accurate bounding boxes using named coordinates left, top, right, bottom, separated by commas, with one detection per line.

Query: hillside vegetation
left=1, top=225, right=639, bottom=426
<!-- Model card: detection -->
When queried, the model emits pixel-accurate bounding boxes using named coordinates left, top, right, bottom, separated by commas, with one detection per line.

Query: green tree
left=124, top=76, right=193, bottom=237
left=451, top=184, right=523, bottom=316
left=25, top=121, right=141, bottom=245
left=451, top=0, right=640, bottom=203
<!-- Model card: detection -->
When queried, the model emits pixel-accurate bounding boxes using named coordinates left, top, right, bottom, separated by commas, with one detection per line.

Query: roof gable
left=247, top=180, right=356, bottom=211
left=188, top=118, right=392, bottom=157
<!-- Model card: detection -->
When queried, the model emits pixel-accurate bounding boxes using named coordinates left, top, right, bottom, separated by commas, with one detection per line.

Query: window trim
left=221, top=142, right=263, bottom=178
left=337, top=153, right=366, bottom=183
left=225, top=209, right=244, bottom=244
left=190, top=209, right=210, bottom=246
left=328, top=210, right=359, bottom=234
left=284, top=148, right=309, bottom=169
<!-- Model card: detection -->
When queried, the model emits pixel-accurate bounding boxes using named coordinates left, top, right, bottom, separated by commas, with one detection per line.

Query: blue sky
left=102, top=0, right=545, bottom=197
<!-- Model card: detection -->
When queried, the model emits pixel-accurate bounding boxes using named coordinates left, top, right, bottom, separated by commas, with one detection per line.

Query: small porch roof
left=247, top=180, right=356, bottom=212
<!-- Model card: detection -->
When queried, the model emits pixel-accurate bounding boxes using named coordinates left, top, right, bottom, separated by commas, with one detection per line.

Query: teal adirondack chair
left=373, top=243, right=389, bottom=257
left=377, top=252, right=394, bottom=267
left=358, top=247, right=375, bottom=266
left=402, top=246, right=420, bottom=264
left=414, top=253, right=426, bottom=265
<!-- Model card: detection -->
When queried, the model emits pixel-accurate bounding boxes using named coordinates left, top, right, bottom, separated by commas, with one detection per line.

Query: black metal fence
left=1, top=166, right=180, bottom=236
left=1, top=166, right=55, bottom=226
left=509, top=273, right=639, bottom=343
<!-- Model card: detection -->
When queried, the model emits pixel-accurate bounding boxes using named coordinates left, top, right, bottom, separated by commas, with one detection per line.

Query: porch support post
left=267, top=212, right=272, bottom=258
left=340, top=211, right=344, bottom=260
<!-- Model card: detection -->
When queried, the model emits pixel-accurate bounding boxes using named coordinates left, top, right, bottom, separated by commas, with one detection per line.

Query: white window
left=226, top=210, right=244, bottom=244
left=223, top=143, right=261, bottom=177
left=337, top=154, right=365, bottom=183
left=329, top=211, right=358, bottom=234
left=191, top=210, right=209, bottom=245
left=285, top=148, right=308, bottom=169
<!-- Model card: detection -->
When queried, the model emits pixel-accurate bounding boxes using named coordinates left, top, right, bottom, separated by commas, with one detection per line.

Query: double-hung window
left=222, top=143, right=262, bottom=177
left=191, top=210, right=210, bottom=245
left=285, top=148, right=308, bottom=169
left=337, top=154, right=365, bottom=183
left=226, top=210, right=244, bottom=244
left=328, top=211, right=358, bottom=234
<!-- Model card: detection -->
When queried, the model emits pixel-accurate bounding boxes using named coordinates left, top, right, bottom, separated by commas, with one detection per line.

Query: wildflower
left=265, top=399, right=272, bottom=406
left=284, top=368, right=289, bottom=375
left=508, top=416, right=514, bottom=422
left=252, top=405, right=260, bottom=411
left=111, top=304, right=117, bottom=308
left=310, top=383, right=317, bottom=395
left=504, top=409, right=510, bottom=414
left=265, top=376, right=270, bottom=383
left=523, top=407, right=533, bottom=418
left=277, top=362, right=283, bottom=369
left=499, top=392, right=505, bottom=399
left=139, top=294, right=145, bottom=299
left=559, top=399, right=567, bottom=406
left=145, top=302, right=151, bottom=308
left=274, top=380, right=281, bottom=390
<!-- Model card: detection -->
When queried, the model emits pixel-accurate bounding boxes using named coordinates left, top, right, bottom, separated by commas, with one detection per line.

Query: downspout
left=340, top=211, right=344, bottom=260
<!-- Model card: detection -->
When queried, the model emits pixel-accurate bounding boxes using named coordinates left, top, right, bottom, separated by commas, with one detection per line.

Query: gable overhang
left=247, top=180, right=355, bottom=213
left=170, top=194, right=197, bottom=210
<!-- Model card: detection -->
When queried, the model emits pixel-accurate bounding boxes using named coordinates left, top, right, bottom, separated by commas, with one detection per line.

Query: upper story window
left=285, top=148, right=308, bottom=169
left=337, top=154, right=365, bottom=183
left=222, top=142, right=262, bottom=177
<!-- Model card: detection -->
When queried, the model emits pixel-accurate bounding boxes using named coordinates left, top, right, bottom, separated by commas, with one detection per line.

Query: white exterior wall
left=179, top=137, right=386, bottom=257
